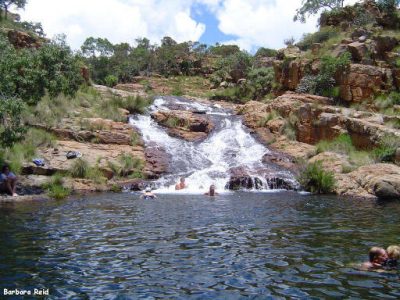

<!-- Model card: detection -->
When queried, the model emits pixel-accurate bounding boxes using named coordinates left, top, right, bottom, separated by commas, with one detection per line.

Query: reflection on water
left=0, top=193, right=400, bottom=299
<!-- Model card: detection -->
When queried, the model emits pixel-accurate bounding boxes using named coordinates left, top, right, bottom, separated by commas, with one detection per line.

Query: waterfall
left=130, top=96, right=298, bottom=194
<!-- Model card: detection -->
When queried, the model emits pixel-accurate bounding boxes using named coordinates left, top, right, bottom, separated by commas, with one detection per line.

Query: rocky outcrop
left=338, top=64, right=393, bottom=103
left=336, top=164, right=400, bottom=200
left=151, top=110, right=214, bottom=142
left=143, top=143, right=169, bottom=179
left=22, top=140, right=145, bottom=179
left=239, top=92, right=399, bottom=148
left=3, top=29, right=43, bottom=48
left=36, top=118, right=140, bottom=145
left=225, top=166, right=298, bottom=191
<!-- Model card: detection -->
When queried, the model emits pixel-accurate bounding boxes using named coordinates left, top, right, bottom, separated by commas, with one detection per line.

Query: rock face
left=143, top=143, right=169, bottom=179
left=151, top=110, right=214, bottom=142
left=36, top=118, right=139, bottom=146
left=338, top=64, right=393, bottom=103
left=239, top=92, right=399, bottom=148
left=336, top=164, right=400, bottom=200
left=5, top=29, right=43, bottom=48
left=225, top=166, right=298, bottom=191
left=22, top=140, right=145, bottom=179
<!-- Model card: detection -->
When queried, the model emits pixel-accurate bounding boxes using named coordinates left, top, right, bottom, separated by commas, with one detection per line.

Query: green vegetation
left=69, top=158, right=107, bottom=183
left=0, top=128, right=56, bottom=174
left=297, top=27, right=340, bottom=51
left=296, top=52, right=351, bottom=97
left=107, top=154, right=144, bottom=178
left=298, top=161, right=336, bottom=194
left=42, top=173, right=71, bottom=200
left=294, top=0, right=345, bottom=23
left=105, top=75, right=118, bottom=87
left=258, top=110, right=280, bottom=127
left=373, top=134, right=400, bottom=163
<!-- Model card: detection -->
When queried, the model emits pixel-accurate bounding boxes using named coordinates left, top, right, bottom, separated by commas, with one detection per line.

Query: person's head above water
left=180, top=177, right=185, bottom=183
left=387, top=245, right=400, bottom=260
left=369, top=247, right=388, bottom=264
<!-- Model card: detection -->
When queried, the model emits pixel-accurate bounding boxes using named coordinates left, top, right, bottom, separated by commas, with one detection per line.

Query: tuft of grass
left=43, top=173, right=71, bottom=200
left=118, top=154, right=144, bottom=178
left=69, top=158, right=90, bottom=178
left=373, top=134, right=400, bottom=163
left=298, top=161, right=336, bottom=194
left=258, top=110, right=280, bottom=127
left=316, top=134, right=355, bottom=155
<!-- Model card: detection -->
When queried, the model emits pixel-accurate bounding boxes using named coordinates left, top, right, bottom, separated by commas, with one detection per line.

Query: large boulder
left=336, top=164, right=400, bottom=200
left=151, top=110, right=214, bottom=142
left=348, top=42, right=368, bottom=62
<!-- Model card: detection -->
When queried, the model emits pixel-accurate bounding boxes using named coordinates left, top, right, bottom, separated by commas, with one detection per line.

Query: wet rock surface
left=151, top=110, right=214, bottom=142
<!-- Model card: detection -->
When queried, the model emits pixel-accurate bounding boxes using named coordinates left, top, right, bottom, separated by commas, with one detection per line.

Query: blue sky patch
left=191, top=3, right=236, bottom=46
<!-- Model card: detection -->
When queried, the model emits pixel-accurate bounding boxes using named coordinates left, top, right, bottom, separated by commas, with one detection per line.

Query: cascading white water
left=130, top=97, right=297, bottom=194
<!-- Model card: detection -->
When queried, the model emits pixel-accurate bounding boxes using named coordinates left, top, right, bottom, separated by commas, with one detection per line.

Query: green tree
left=0, top=34, right=83, bottom=105
left=0, top=95, right=25, bottom=146
left=0, top=0, right=26, bottom=19
left=294, top=0, right=346, bottom=23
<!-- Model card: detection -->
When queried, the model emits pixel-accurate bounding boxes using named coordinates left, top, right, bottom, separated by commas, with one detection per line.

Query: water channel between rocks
left=130, top=96, right=298, bottom=193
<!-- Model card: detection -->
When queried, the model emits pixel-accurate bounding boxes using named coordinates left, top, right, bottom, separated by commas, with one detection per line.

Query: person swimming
left=204, top=184, right=218, bottom=196
left=175, top=177, right=187, bottom=190
left=385, top=245, right=400, bottom=268
left=361, top=247, right=388, bottom=270
left=141, top=187, right=157, bottom=199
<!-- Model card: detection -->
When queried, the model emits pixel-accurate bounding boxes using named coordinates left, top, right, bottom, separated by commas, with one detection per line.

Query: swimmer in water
left=204, top=184, right=218, bottom=196
left=141, top=187, right=157, bottom=199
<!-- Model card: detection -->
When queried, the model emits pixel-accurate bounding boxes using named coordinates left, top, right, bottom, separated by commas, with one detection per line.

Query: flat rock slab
left=151, top=110, right=214, bottom=142
left=23, top=140, right=145, bottom=176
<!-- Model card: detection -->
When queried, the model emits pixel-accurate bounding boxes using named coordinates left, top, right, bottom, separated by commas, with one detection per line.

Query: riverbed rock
left=143, top=143, right=169, bottom=179
left=151, top=110, right=214, bottom=142
left=336, top=163, right=400, bottom=200
left=22, top=140, right=145, bottom=179
left=36, top=118, right=141, bottom=145
left=225, top=165, right=298, bottom=191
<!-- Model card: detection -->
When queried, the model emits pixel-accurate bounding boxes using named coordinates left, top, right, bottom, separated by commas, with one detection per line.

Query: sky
left=17, top=0, right=354, bottom=52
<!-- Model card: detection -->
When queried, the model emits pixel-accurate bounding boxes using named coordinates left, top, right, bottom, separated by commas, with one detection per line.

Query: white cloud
left=20, top=0, right=205, bottom=49
left=18, top=0, right=357, bottom=52
left=212, top=0, right=358, bottom=51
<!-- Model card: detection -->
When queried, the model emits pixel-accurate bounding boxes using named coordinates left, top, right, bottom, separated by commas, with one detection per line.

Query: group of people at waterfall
left=140, top=177, right=218, bottom=199
left=362, top=245, right=399, bottom=270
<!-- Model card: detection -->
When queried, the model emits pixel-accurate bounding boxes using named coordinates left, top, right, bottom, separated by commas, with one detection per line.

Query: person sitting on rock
left=175, top=177, right=187, bottom=190
left=385, top=245, right=400, bottom=268
left=361, top=247, right=388, bottom=270
left=204, top=184, right=218, bottom=197
left=141, top=187, right=157, bottom=199
left=0, top=164, right=18, bottom=197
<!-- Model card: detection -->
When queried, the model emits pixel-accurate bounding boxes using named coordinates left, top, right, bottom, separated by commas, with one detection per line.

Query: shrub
left=297, top=27, right=339, bottom=51
left=69, top=158, right=90, bottom=178
left=0, top=95, right=26, bottom=147
left=122, top=95, right=153, bottom=114
left=373, top=134, right=400, bottom=162
left=246, top=67, right=275, bottom=100
left=43, top=173, right=71, bottom=200
left=298, top=161, right=336, bottom=194
left=297, top=53, right=350, bottom=97
left=255, top=47, right=277, bottom=58
left=105, top=75, right=118, bottom=87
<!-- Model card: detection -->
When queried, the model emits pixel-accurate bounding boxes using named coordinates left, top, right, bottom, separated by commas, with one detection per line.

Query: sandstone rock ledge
left=151, top=110, right=214, bottom=142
